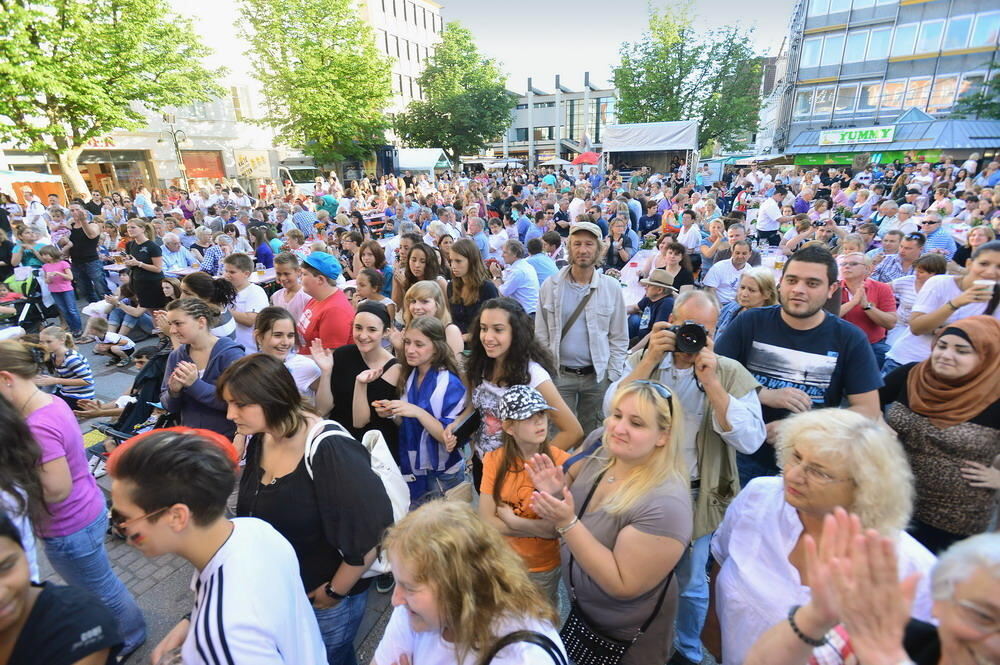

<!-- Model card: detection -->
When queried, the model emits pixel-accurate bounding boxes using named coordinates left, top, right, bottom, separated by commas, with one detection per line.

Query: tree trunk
left=53, top=147, right=88, bottom=197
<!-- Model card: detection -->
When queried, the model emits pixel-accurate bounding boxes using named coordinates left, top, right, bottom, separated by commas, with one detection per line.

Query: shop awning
left=786, top=118, right=1000, bottom=155
left=397, top=148, right=452, bottom=172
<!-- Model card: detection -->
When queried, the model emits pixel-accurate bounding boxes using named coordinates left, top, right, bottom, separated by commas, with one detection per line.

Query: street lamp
left=158, top=113, right=192, bottom=192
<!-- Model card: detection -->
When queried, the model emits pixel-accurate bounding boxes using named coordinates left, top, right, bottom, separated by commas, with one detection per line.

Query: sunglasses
left=632, top=380, right=674, bottom=416
left=920, top=220, right=940, bottom=225
left=110, top=505, right=169, bottom=541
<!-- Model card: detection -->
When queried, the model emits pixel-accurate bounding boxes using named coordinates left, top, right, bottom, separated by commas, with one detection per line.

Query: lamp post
left=158, top=113, right=192, bottom=192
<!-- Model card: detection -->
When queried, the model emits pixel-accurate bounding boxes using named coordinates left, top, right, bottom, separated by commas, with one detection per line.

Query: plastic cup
left=973, top=279, right=996, bottom=292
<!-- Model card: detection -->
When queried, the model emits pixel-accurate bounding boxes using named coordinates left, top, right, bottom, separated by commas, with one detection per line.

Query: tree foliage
left=239, top=0, right=393, bottom=165
left=952, top=74, right=1000, bottom=120
left=612, top=8, right=762, bottom=151
left=0, top=0, right=224, bottom=194
left=394, top=22, right=514, bottom=163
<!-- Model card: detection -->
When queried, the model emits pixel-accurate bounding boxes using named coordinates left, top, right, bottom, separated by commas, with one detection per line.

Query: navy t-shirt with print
left=715, top=305, right=882, bottom=424
left=635, top=295, right=674, bottom=340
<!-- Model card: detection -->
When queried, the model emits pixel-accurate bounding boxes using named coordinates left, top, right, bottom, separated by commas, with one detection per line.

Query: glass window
left=943, top=16, right=973, bottom=50
left=903, top=77, right=932, bottom=109
left=813, top=86, right=835, bottom=115
left=891, top=23, right=918, bottom=57
left=794, top=89, right=814, bottom=117
left=867, top=27, right=892, bottom=59
left=835, top=84, right=858, bottom=113
left=957, top=73, right=986, bottom=102
left=844, top=31, right=869, bottom=62
left=880, top=79, right=906, bottom=109
left=514, top=128, right=528, bottom=142
left=971, top=12, right=1000, bottom=47
left=821, top=34, right=846, bottom=66
left=875, top=0, right=895, bottom=4
left=829, top=0, right=850, bottom=13
left=808, top=0, right=829, bottom=16
left=853, top=0, right=874, bottom=8
left=916, top=20, right=944, bottom=53
left=801, top=37, right=822, bottom=68
left=927, top=75, right=958, bottom=113
left=857, top=82, right=882, bottom=111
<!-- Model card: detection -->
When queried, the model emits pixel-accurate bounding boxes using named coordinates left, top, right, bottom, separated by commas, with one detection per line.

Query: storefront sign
left=85, top=137, right=116, bottom=148
left=235, top=150, right=271, bottom=179
left=818, top=125, right=895, bottom=146
left=181, top=150, right=225, bottom=180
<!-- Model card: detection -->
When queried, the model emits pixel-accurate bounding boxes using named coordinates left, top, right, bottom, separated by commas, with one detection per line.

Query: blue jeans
left=42, top=512, right=147, bottom=653
left=881, top=357, right=902, bottom=378
left=108, top=307, right=153, bottom=333
left=410, top=469, right=466, bottom=508
left=872, top=340, right=890, bottom=371
left=314, top=590, right=368, bottom=665
left=71, top=258, right=109, bottom=303
left=737, top=446, right=780, bottom=489
left=673, top=532, right=713, bottom=662
left=627, top=313, right=642, bottom=340
left=50, top=290, right=82, bottom=335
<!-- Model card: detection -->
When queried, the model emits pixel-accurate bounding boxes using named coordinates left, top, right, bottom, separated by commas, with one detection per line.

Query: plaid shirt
left=871, top=254, right=915, bottom=283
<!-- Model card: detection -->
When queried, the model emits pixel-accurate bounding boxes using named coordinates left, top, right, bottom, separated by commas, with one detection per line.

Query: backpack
left=302, top=420, right=409, bottom=578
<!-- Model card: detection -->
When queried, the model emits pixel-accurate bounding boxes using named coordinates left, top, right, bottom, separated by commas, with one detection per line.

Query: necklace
left=606, top=474, right=615, bottom=484
left=19, top=389, right=41, bottom=414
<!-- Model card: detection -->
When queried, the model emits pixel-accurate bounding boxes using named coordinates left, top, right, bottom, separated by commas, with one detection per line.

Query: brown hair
left=216, top=353, right=311, bottom=438
left=449, top=238, right=490, bottom=306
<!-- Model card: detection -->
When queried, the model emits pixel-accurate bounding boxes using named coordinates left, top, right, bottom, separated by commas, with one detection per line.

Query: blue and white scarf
left=399, top=366, right=465, bottom=484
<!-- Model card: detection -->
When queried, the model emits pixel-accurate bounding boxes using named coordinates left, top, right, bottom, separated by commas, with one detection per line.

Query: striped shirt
left=52, top=350, right=94, bottom=399
left=923, top=227, right=957, bottom=259
left=182, top=517, right=326, bottom=665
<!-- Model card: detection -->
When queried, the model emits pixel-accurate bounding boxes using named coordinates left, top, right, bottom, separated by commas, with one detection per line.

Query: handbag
left=559, top=470, right=674, bottom=665
left=478, top=630, right=568, bottom=665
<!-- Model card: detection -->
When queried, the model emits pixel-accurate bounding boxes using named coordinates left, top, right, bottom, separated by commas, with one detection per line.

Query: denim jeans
left=108, top=307, right=153, bottom=333
left=555, top=373, right=610, bottom=439
left=673, top=532, right=713, bottom=662
left=881, top=357, right=902, bottom=378
left=49, top=289, right=82, bottom=335
left=71, top=258, right=109, bottom=303
left=42, top=511, right=147, bottom=653
left=410, top=469, right=466, bottom=508
left=627, top=312, right=642, bottom=341
left=871, top=340, right=890, bottom=371
left=314, top=590, right=368, bottom=665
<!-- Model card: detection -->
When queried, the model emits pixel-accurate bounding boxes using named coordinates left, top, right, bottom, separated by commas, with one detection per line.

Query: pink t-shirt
left=27, top=398, right=105, bottom=538
left=41, top=260, right=74, bottom=293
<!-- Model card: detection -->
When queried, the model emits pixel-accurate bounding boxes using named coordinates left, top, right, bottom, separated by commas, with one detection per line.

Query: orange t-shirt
left=480, top=446, right=570, bottom=573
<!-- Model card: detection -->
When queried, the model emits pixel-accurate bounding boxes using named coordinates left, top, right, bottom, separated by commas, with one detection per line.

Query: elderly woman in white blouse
left=703, top=408, right=936, bottom=665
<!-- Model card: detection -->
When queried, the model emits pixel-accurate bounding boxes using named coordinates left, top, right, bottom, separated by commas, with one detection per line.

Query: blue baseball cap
left=302, top=251, right=342, bottom=281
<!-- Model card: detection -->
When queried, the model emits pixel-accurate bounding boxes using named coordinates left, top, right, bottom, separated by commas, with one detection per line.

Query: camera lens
left=674, top=322, right=707, bottom=354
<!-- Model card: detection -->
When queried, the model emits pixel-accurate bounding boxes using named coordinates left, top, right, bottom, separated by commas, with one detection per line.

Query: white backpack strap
left=303, top=419, right=351, bottom=479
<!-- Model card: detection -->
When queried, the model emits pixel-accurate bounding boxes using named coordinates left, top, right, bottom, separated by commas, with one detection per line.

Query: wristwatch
left=863, top=304, right=873, bottom=310
left=324, top=584, right=347, bottom=601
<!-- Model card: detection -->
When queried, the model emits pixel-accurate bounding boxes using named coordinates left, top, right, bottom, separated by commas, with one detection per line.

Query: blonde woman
left=529, top=381, right=692, bottom=665
left=704, top=409, right=936, bottom=665
left=374, top=501, right=565, bottom=664
left=716, top=267, right=778, bottom=336
left=390, top=280, right=463, bottom=357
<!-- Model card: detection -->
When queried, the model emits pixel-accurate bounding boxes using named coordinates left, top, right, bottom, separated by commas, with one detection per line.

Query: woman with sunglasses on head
left=702, top=409, right=936, bottom=665
left=527, top=380, right=692, bottom=665
left=0, top=340, right=147, bottom=659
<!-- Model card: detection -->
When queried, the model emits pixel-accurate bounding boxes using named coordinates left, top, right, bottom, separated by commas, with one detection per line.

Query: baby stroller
left=2, top=269, right=59, bottom=333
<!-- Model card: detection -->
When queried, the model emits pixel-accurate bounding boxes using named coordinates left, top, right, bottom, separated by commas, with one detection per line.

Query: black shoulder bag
left=479, top=630, right=568, bottom=665
left=559, top=469, right=675, bottom=665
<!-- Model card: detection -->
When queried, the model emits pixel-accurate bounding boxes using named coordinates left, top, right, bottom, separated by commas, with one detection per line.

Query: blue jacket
left=160, top=336, right=245, bottom=437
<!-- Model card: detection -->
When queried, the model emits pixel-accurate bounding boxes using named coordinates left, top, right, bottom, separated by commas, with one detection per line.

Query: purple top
left=27, top=398, right=104, bottom=538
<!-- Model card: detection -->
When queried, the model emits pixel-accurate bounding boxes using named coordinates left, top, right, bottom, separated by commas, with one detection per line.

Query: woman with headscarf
left=880, top=315, right=1000, bottom=554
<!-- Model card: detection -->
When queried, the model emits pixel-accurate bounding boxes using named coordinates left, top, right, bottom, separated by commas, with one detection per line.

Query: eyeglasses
left=950, top=598, right=1000, bottom=637
left=840, top=261, right=865, bottom=268
left=633, top=380, right=674, bottom=416
left=110, top=505, right=169, bottom=540
left=783, top=452, right=852, bottom=486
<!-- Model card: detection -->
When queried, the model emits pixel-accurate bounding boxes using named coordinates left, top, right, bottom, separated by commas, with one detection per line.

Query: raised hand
left=525, top=453, right=565, bottom=496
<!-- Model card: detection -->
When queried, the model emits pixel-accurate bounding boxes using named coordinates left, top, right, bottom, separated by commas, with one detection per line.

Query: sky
left=441, top=0, right=799, bottom=93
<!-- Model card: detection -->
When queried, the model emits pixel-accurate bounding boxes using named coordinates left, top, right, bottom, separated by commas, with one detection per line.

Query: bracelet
left=181, top=612, right=192, bottom=622
left=946, top=300, right=959, bottom=310
left=788, top=605, right=828, bottom=647
left=556, top=517, right=580, bottom=536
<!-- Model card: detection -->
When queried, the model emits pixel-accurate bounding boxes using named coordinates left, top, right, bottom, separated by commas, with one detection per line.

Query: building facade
left=487, top=73, right=618, bottom=168
left=0, top=0, right=442, bottom=196
left=759, top=0, right=999, bottom=163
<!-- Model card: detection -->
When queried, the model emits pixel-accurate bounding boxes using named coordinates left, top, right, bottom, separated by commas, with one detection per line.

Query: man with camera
left=605, top=290, right=765, bottom=665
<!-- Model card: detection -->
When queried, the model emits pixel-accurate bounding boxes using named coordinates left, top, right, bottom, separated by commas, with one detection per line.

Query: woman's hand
left=442, top=422, right=458, bottom=452
left=801, top=507, right=860, bottom=629
left=356, top=367, right=384, bottom=385
left=372, top=400, right=394, bottom=419
left=953, top=281, right=995, bottom=308
left=306, top=582, right=340, bottom=610
left=311, top=339, right=334, bottom=373
left=496, top=503, right=519, bottom=526
left=380, top=399, right=421, bottom=418
left=828, top=527, right=921, bottom=665
left=525, top=453, right=566, bottom=496
left=172, top=361, right=199, bottom=388
left=961, top=460, right=1000, bottom=490
left=123, top=256, right=138, bottom=267
left=530, top=486, right=575, bottom=528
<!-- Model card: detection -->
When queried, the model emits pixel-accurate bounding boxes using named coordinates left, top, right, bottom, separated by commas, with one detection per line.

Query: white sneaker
left=92, top=459, right=107, bottom=479
left=87, top=455, right=101, bottom=475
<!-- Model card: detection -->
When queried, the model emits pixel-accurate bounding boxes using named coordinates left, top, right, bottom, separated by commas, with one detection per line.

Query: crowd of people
left=0, top=156, right=998, bottom=665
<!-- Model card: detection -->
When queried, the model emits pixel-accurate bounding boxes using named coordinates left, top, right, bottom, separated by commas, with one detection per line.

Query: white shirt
left=182, top=518, right=326, bottom=665
left=232, top=283, right=269, bottom=353
left=756, top=197, right=782, bottom=232
left=703, top=259, right=748, bottom=305
left=374, top=606, right=566, bottom=665
left=887, top=275, right=918, bottom=346
left=711, top=477, right=936, bottom=665
left=677, top=224, right=702, bottom=252
left=285, top=353, right=321, bottom=401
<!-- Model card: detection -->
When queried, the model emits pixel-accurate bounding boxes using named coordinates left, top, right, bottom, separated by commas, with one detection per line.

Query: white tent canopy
left=539, top=157, right=571, bottom=166
left=397, top=148, right=452, bottom=172
left=601, top=121, right=699, bottom=153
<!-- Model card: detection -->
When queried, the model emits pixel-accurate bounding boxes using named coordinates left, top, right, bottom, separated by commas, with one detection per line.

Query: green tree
left=952, top=75, right=1000, bottom=119
left=612, top=9, right=762, bottom=151
left=239, top=0, right=392, bottom=165
left=0, top=0, right=223, bottom=195
left=394, top=22, right=515, bottom=163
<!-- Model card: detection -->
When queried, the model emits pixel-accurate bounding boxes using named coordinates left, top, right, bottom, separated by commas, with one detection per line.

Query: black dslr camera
left=669, top=321, right=708, bottom=354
